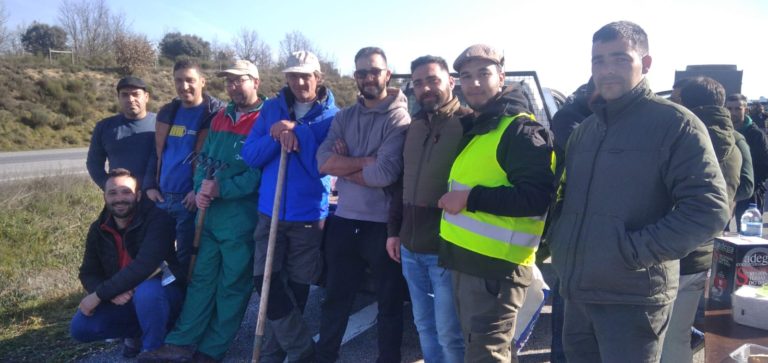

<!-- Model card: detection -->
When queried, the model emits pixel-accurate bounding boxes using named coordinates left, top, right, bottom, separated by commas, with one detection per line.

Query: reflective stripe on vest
left=440, top=113, right=548, bottom=266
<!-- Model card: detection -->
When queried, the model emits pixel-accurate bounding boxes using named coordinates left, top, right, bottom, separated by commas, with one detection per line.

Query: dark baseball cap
left=453, top=44, right=504, bottom=72
left=116, top=76, right=148, bottom=92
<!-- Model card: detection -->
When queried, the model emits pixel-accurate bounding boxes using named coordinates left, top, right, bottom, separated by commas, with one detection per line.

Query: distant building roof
left=675, top=64, right=743, bottom=97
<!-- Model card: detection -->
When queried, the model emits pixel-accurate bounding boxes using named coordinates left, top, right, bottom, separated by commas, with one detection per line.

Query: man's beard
left=108, top=199, right=137, bottom=219
left=418, top=90, right=447, bottom=112
left=359, top=82, right=385, bottom=100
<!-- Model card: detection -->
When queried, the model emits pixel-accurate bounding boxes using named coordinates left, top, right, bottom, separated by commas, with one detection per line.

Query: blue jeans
left=70, top=278, right=183, bottom=351
left=400, top=246, right=464, bottom=363
left=156, top=192, right=196, bottom=278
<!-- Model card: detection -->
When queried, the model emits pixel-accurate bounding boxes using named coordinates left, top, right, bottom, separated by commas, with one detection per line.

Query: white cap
left=282, top=51, right=321, bottom=74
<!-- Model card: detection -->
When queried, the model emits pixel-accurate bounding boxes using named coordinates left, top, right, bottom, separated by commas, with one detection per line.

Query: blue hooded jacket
left=241, top=85, right=338, bottom=221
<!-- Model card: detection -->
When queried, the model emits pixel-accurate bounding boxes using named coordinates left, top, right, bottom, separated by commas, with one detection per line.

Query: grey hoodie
left=317, top=88, right=411, bottom=222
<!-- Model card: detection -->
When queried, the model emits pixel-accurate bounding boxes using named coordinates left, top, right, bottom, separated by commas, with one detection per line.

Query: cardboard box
left=732, top=286, right=768, bottom=331
left=709, top=236, right=768, bottom=308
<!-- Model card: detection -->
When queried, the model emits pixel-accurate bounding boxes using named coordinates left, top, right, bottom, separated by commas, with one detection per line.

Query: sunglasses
left=354, top=68, right=387, bottom=79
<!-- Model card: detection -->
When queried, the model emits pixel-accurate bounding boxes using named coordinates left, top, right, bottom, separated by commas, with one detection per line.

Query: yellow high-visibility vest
left=440, top=113, right=548, bottom=266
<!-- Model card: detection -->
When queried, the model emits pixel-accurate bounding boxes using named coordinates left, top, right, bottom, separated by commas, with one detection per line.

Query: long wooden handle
left=252, top=148, right=288, bottom=363
left=188, top=165, right=215, bottom=282
left=187, top=208, right=206, bottom=282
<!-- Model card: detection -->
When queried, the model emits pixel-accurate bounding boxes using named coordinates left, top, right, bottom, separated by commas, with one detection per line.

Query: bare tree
left=6, top=23, right=27, bottom=55
left=210, top=37, right=235, bottom=70
left=114, top=32, right=155, bottom=75
left=232, top=28, right=272, bottom=69
left=0, top=0, right=9, bottom=52
left=58, top=0, right=127, bottom=61
left=278, top=31, right=317, bottom=66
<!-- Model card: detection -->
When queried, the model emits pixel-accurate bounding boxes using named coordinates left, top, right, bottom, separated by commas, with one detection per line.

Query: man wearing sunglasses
left=316, top=47, right=410, bottom=363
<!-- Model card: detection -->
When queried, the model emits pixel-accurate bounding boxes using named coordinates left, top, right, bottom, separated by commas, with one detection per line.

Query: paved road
left=0, top=147, right=88, bottom=182
left=76, top=261, right=705, bottom=363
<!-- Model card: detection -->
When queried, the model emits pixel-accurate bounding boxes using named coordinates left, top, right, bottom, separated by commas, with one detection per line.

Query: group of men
left=69, top=19, right=750, bottom=363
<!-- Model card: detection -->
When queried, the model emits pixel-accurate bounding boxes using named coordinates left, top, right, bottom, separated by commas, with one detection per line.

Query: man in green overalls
left=139, top=60, right=264, bottom=363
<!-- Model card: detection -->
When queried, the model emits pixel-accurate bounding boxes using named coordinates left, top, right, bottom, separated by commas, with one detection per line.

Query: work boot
left=122, top=337, right=141, bottom=358
left=270, top=309, right=315, bottom=363
left=191, top=351, right=220, bottom=363
left=137, top=344, right=194, bottom=363
left=259, top=324, right=287, bottom=363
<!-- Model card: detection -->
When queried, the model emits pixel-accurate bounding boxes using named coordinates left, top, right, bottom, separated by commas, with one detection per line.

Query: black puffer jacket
left=78, top=198, right=181, bottom=300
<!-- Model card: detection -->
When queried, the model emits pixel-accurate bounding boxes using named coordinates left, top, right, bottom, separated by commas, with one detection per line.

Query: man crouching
left=70, top=168, right=184, bottom=357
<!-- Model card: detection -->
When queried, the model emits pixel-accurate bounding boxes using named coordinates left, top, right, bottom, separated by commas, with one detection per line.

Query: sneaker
left=123, top=337, right=141, bottom=358
left=690, top=328, right=705, bottom=353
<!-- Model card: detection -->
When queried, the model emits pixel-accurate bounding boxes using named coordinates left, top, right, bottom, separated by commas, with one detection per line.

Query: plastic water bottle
left=740, top=203, right=763, bottom=237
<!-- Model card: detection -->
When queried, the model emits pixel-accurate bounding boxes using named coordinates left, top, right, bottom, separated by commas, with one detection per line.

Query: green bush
left=18, top=84, right=40, bottom=104
left=36, top=79, right=66, bottom=100
left=19, top=108, right=68, bottom=130
left=64, top=79, right=85, bottom=93
left=60, top=98, right=84, bottom=118
left=0, top=95, right=18, bottom=110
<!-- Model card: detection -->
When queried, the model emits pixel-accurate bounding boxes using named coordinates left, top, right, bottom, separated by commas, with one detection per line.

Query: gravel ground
left=77, top=261, right=705, bottom=363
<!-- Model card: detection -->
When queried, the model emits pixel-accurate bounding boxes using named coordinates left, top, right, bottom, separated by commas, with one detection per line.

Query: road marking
left=313, top=302, right=378, bottom=345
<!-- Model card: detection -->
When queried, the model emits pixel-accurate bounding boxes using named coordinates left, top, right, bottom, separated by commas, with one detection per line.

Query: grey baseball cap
left=453, top=44, right=504, bottom=72
left=216, top=60, right=260, bottom=79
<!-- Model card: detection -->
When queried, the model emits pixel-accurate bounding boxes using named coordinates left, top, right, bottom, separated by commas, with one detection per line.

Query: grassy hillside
left=0, top=56, right=359, bottom=152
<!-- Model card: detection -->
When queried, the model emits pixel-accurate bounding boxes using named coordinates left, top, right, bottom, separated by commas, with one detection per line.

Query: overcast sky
left=6, top=0, right=768, bottom=98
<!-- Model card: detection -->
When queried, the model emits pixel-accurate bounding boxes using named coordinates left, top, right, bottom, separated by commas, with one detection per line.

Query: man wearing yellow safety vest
left=437, top=44, right=555, bottom=362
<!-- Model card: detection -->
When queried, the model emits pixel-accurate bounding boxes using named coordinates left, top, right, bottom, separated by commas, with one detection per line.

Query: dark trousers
left=550, top=279, right=567, bottom=363
left=317, top=215, right=404, bottom=363
left=451, top=266, right=530, bottom=363
left=563, top=300, right=672, bottom=363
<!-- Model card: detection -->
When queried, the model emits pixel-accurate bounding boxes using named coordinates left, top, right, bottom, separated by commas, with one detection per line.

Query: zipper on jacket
left=99, top=216, right=141, bottom=269
left=565, top=115, right=607, bottom=298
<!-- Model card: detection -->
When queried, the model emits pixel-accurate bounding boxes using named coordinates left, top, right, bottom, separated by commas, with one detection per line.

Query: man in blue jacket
left=241, top=50, right=338, bottom=363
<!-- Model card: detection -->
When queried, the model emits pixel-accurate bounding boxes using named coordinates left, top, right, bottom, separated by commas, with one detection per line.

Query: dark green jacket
left=680, top=105, right=742, bottom=275
left=734, top=132, right=754, bottom=202
left=547, top=79, right=729, bottom=305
